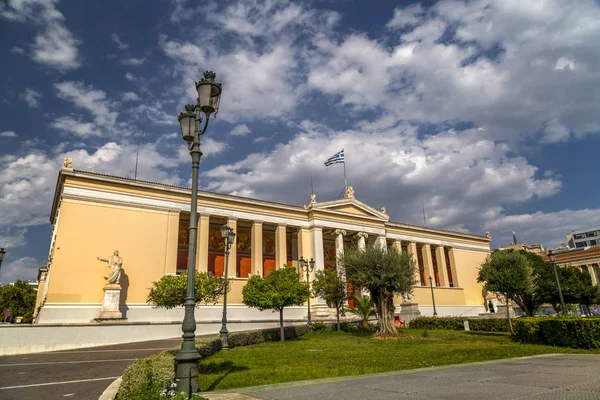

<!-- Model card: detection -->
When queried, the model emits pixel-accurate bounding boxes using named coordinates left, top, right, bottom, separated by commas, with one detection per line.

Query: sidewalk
left=201, top=354, right=600, bottom=399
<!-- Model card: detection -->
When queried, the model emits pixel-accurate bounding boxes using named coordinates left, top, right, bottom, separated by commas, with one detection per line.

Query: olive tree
left=242, top=267, right=310, bottom=342
left=146, top=271, right=228, bottom=309
left=339, top=245, right=416, bottom=337
left=477, top=250, right=534, bottom=335
left=312, top=269, right=347, bottom=331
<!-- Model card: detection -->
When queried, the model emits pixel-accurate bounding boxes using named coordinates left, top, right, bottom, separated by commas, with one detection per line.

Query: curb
left=98, top=377, right=122, bottom=400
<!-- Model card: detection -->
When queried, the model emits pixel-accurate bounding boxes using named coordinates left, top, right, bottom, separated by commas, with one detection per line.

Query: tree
left=339, top=245, right=416, bottom=337
left=312, top=269, right=347, bottom=331
left=0, top=280, right=37, bottom=323
left=242, top=267, right=310, bottom=342
left=347, top=295, right=376, bottom=328
left=477, top=250, right=533, bottom=335
left=535, top=264, right=599, bottom=313
left=146, top=271, right=228, bottom=309
left=512, top=251, right=547, bottom=316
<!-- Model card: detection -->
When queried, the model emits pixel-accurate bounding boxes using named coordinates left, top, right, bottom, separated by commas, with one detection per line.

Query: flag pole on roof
left=324, top=148, right=347, bottom=192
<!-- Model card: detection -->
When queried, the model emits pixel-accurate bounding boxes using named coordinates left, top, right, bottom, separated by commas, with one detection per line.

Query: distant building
left=542, top=246, right=600, bottom=286
left=497, top=231, right=545, bottom=254
left=6, top=281, right=38, bottom=291
left=566, top=227, right=600, bottom=249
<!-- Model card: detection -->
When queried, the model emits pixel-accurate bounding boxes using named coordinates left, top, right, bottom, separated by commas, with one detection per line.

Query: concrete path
left=204, top=354, right=600, bottom=400
left=0, top=337, right=181, bottom=400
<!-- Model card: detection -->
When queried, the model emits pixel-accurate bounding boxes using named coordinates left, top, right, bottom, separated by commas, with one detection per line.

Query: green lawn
left=198, top=329, right=598, bottom=392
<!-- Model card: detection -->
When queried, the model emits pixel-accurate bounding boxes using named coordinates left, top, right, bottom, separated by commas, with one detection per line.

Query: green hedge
left=408, top=317, right=509, bottom=332
left=514, top=317, right=600, bottom=349
left=116, top=324, right=314, bottom=400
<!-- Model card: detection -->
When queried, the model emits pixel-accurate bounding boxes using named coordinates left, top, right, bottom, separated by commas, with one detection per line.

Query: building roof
left=51, top=168, right=489, bottom=242
left=542, top=246, right=600, bottom=264
left=569, top=226, right=600, bottom=235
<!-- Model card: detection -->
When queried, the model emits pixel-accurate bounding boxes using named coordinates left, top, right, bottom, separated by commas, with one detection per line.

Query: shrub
left=116, top=325, right=313, bottom=399
left=514, top=317, right=600, bottom=349
left=408, top=317, right=509, bottom=332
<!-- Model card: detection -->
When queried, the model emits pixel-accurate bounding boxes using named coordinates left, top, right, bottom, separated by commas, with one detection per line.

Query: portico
left=34, top=164, right=491, bottom=324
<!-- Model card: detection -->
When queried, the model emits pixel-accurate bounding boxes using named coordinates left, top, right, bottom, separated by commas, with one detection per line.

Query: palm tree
left=348, top=295, right=376, bottom=328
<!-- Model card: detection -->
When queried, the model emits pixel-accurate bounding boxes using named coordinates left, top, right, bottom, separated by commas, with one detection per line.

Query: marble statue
left=97, top=250, right=123, bottom=285
left=63, top=158, right=73, bottom=169
left=310, top=193, right=317, bottom=204
left=345, top=186, right=355, bottom=199
left=380, top=207, right=387, bottom=214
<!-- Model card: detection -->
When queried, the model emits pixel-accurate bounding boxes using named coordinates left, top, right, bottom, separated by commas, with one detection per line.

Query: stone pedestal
left=399, top=303, right=421, bottom=324
left=95, top=284, right=125, bottom=321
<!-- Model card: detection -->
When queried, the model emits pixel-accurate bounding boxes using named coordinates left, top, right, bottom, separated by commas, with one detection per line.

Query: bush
left=408, top=317, right=509, bottom=332
left=116, top=325, right=314, bottom=399
left=514, top=317, right=600, bottom=349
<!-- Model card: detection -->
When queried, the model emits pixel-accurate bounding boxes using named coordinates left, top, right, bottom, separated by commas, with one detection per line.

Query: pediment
left=310, top=198, right=389, bottom=221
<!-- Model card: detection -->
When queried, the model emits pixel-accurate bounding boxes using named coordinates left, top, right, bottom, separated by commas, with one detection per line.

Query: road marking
left=52, top=347, right=175, bottom=354
left=63, top=394, right=75, bottom=397
left=0, top=358, right=137, bottom=367
left=0, top=376, right=120, bottom=390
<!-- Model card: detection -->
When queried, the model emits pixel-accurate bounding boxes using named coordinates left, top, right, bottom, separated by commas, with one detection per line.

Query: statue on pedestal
left=97, top=250, right=123, bottom=286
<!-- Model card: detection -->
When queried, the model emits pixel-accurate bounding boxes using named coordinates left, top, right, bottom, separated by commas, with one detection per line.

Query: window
left=586, top=231, right=598, bottom=238
left=237, top=227, right=251, bottom=278
left=590, top=239, right=598, bottom=246
left=263, top=230, right=276, bottom=277
left=207, top=223, right=226, bottom=276
left=574, top=234, right=585, bottom=240
left=417, top=245, right=426, bottom=286
left=176, top=215, right=190, bottom=274
left=430, top=247, right=440, bottom=286
left=576, top=242, right=587, bottom=248
left=444, top=248, right=454, bottom=287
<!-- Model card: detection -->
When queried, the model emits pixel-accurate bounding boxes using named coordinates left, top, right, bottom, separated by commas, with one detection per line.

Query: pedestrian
left=488, top=300, right=495, bottom=313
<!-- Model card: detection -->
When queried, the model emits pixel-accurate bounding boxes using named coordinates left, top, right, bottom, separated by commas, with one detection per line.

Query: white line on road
left=0, top=358, right=137, bottom=367
left=0, top=377, right=120, bottom=390
left=52, top=347, right=175, bottom=354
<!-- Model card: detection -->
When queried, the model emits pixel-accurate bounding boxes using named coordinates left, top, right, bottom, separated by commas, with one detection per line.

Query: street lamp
left=219, top=223, right=236, bottom=349
left=428, top=276, right=438, bottom=316
left=299, top=257, right=315, bottom=324
left=0, top=248, right=5, bottom=271
left=174, top=71, right=222, bottom=397
left=547, top=250, right=567, bottom=315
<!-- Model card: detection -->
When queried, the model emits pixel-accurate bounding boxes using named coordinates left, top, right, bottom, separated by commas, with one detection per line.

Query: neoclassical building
left=35, top=162, right=491, bottom=323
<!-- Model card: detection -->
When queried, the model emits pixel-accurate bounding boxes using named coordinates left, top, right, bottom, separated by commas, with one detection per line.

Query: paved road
left=226, top=354, right=600, bottom=400
left=0, top=337, right=182, bottom=400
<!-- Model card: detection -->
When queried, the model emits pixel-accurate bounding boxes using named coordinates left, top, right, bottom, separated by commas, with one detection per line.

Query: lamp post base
left=220, top=326, right=230, bottom=350
left=174, top=350, right=201, bottom=396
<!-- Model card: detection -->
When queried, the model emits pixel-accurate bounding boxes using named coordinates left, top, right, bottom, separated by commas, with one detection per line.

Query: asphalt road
left=0, top=337, right=182, bottom=400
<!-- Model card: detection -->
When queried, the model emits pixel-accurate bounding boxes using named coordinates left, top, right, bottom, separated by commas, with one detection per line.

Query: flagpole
left=343, top=148, right=347, bottom=191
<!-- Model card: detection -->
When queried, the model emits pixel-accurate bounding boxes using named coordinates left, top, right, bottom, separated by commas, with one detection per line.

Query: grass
left=197, top=329, right=599, bottom=392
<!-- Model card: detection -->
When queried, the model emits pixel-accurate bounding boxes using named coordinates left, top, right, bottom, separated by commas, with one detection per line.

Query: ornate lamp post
left=299, top=257, right=315, bottom=324
left=428, top=276, right=438, bottom=316
left=0, top=248, right=5, bottom=271
left=219, top=224, right=236, bottom=349
left=547, top=250, right=567, bottom=315
left=174, top=71, right=222, bottom=397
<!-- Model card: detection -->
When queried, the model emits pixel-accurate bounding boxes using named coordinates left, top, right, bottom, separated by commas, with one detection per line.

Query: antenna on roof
left=310, top=175, right=314, bottom=197
left=134, top=141, right=140, bottom=180
left=422, top=200, right=427, bottom=226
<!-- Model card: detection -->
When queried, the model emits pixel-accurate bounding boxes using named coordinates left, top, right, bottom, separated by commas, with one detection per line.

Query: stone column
left=275, top=224, right=287, bottom=269
left=393, top=240, right=402, bottom=253
left=376, top=236, right=387, bottom=249
left=164, top=210, right=179, bottom=275
left=422, top=244, right=435, bottom=286
left=587, top=265, right=598, bottom=286
left=355, top=232, right=368, bottom=251
left=227, top=218, right=237, bottom=278
left=334, top=229, right=346, bottom=272
left=298, top=228, right=313, bottom=279
left=197, top=214, right=210, bottom=272
left=311, top=226, right=326, bottom=307
left=435, top=246, right=449, bottom=287
left=408, top=242, right=421, bottom=285
left=251, top=221, right=263, bottom=277
left=447, top=248, right=460, bottom=288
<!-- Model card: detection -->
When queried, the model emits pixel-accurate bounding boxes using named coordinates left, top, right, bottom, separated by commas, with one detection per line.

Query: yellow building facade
left=35, top=164, right=491, bottom=324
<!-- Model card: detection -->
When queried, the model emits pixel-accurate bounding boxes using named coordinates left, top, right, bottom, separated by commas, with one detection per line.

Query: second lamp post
left=299, top=257, right=315, bottom=324
left=219, top=224, right=236, bottom=349
left=428, top=276, right=438, bottom=316
left=547, top=250, right=567, bottom=315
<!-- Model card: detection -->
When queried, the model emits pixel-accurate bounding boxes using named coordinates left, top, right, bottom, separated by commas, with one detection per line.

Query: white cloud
left=1, top=0, right=80, bottom=71
left=0, top=131, right=17, bottom=138
left=485, top=209, right=600, bottom=250
left=10, top=46, right=25, bottom=54
left=111, top=33, right=128, bottom=50
left=230, top=124, right=251, bottom=136
left=129, top=102, right=176, bottom=126
left=0, top=257, right=41, bottom=283
left=121, top=91, right=140, bottom=102
left=21, top=88, right=41, bottom=108
left=387, top=4, right=423, bottom=29
left=54, top=81, right=118, bottom=130
left=50, top=116, right=99, bottom=136
left=125, top=72, right=136, bottom=81
left=122, top=57, right=145, bottom=66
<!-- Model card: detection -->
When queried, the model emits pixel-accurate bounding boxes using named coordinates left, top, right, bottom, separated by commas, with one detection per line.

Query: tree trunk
left=374, top=292, right=397, bottom=337
left=279, top=308, right=285, bottom=342
left=505, top=295, right=514, bottom=336
left=336, top=307, right=340, bottom=331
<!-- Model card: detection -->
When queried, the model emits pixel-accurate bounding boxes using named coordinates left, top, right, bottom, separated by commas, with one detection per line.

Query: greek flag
left=324, top=149, right=344, bottom=166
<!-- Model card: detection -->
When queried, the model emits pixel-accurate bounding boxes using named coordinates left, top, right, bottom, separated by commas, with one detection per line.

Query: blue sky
left=1, top=0, right=600, bottom=282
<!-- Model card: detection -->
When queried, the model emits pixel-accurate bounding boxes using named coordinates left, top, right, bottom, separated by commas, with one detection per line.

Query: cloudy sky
left=1, top=0, right=600, bottom=282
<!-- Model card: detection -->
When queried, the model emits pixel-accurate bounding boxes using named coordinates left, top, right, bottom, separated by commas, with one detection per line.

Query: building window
left=586, top=231, right=598, bottom=238
left=176, top=215, right=190, bottom=274
left=401, top=243, right=409, bottom=254
left=287, top=231, right=293, bottom=267
left=430, top=247, right=440, bottom=286
left=323, top=239, right=336, bottom=270
left=207, top=223, right=226, bottom=276
left=576, top=242, right=587, bottom=248
left=237, top=227, right=251, bottom=278
left=574, top=234, right=585, bottom=240
left=417, top=244, right=426, bottom=286
left=263, top=230, right=276, bottom=277
left=444, top=248, right=454, bottom=287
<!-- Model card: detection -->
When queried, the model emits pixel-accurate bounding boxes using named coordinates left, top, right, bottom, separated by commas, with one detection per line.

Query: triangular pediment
left=310, top=198, right=389, bottom=221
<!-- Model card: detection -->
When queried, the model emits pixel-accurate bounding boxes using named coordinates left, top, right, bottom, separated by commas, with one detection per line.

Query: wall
left=452, top=248, right=488, bottom=307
